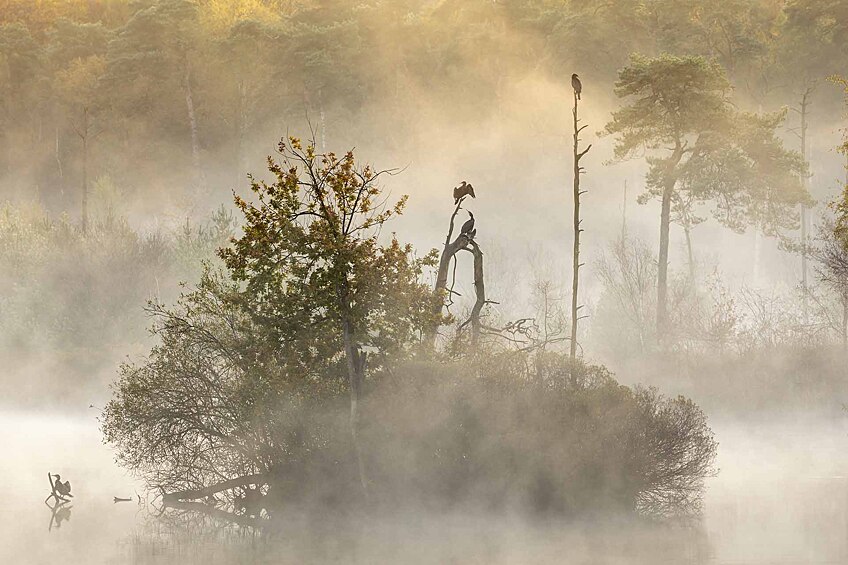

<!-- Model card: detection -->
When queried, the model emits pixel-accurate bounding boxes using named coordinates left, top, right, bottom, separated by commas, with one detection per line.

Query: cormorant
left=46, top=473, right=73, bottom=504
left=572, top=73, right=582, bottom=100
left=460, top=211, right=475, bottom=238
left=453, top=181, right=476, bottom=204
left=54, top=475, right=72, bottom=498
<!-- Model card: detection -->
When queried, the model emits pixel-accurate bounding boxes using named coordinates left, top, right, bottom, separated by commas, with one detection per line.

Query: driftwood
left=162, top=474, right=266, bottom=504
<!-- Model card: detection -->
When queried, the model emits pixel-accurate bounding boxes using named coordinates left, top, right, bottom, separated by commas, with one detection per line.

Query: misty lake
left=1, top=410, right=846, bottom=564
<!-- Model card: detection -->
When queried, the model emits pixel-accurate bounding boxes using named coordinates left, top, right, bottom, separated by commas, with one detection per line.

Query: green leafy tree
left=54, top=55, right=107, bottom=231
left=104, top=0, right=206, bottom=193
left=0, top=24, right=45, bottom=180
left=605, top=54, right=808, bottom=340
left=219, top=137, right=443, bottom=492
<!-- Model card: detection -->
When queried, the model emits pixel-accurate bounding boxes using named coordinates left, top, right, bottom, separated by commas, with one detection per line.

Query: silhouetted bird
left=460, top=211, right=475, bottom=238
left=453, top=181, right=476, bottom=204
left=54, top=475, right=72, bottom=498
left=572, top=73, right=582, bottom=100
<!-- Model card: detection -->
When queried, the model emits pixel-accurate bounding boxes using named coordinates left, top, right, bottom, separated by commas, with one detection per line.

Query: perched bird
left=460, top=211, right=475, bottom=238
left=572, top=73, right=582, bottom=100
left=53, top=474, right=73, bottom=498
left=453, top=181, right=476, bottom=204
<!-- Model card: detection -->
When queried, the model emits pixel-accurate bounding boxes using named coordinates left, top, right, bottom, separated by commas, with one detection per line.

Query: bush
left=363, top=353, right=717, bottom=518
left=103, top=276, right=718, bottom=519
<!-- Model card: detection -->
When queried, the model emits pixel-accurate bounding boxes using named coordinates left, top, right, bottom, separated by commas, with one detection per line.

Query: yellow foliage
left=196, top=0, right=295, bottom=34
left=0, top=0, right=88, bottom=33
left=55, top=55, right=106, bottom=106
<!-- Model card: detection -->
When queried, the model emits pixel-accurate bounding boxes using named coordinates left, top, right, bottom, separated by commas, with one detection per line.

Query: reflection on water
left=0, top=411, right=846, bottom=564
left=45, top=499, right=72, bottom=531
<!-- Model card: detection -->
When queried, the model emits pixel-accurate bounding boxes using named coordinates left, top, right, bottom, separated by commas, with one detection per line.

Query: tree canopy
left=605, top=54, right=808, bottom=336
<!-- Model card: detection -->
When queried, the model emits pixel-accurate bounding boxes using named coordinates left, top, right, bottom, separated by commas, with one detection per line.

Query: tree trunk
left=798, top=86, right=813, bottom=325
left=235, top=79, right=246, bottom=186
left=466, top=240, right=485, bottom=347
left=342, top=315, right=368, bottom=495
left=428, top=201, right=471, bottom=345
left=657, top=182, right=673, bottom=340
left=56, top=126, right=65, bottom=182
left=570, top=89, right=591, bottom=359
left=684, top=222, right=695, bottom=282
left=753, top=225, right=761, bottom=284
left=184, top=58, right=204, bottom=194
left=81, top=108, right=89, bottom=234
left=656, top=147, right=684, bottom=342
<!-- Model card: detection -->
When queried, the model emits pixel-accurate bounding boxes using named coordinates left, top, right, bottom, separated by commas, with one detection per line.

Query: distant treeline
left=0, top=0, right=845, bottom=216
left=0, top=202, right=233, bottom=406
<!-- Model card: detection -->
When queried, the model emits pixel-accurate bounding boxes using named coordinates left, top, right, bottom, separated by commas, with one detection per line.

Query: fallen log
left=162, top=474, right=267, bottom=503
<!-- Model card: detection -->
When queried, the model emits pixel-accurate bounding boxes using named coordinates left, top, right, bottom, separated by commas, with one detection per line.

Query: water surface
left=1, top=411, right=845, bottom=564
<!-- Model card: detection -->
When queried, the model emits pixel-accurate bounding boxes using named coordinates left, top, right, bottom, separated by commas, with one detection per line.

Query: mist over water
left=1, top=0, right=848, bottom=563
left=2, top=409, right=846, bottom=564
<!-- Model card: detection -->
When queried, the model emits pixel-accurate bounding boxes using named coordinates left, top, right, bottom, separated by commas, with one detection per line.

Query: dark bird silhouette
left=453, top=181, right=476, bottom=204
left=55, top=475, right=72, bottom=498
left=46, top=473, right=73, bottom=504
left=460, top=211, right=475, bottom=238
left=572, top=73, right=582, bottom=100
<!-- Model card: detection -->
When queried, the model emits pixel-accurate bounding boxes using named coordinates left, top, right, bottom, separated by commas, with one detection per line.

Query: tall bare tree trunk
left=81, top=108, right=89, bottom=234
left=235, top=80, right=247, bottom=186
left=570, top=89, right=591, bottom=359
left=657, top=182, right=673, bottom=338
left=184, top=58, right=204, bottom=194
left=684, top=222, right=695, bottom=282
left=800, top=106, right=809, bottom=326
left=55, top=127, right=63, bottom=187
left=318, top=88, right=327, bottom=152
left=795, top=85, right=814, bottom=325
left=429, top=201, right=469, bottom=346
left=467, top=241, right=485, bottom=347
left=621, top=179, right=628, bottom=240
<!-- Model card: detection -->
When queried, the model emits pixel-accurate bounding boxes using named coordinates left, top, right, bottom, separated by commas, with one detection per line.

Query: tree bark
left=684, top=222, right=695, bottom=282
left=570, top=89, right=591, bottom=359
left=81, top=107, right=89, bottom=234
left=799, top=87, right=811, bottom=326
left=656, top=146, right=684, bottom=342
left=235, top=79, right=247, bottom=186
left=55, top=127, right=63, bottom=185
left=428, top=200, right=471, bottom=345
left=466, top=240, right=485, bottom=347
left=184, top=57, right=204, bottom=194
left=342, top=312, right=368, bottom=496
